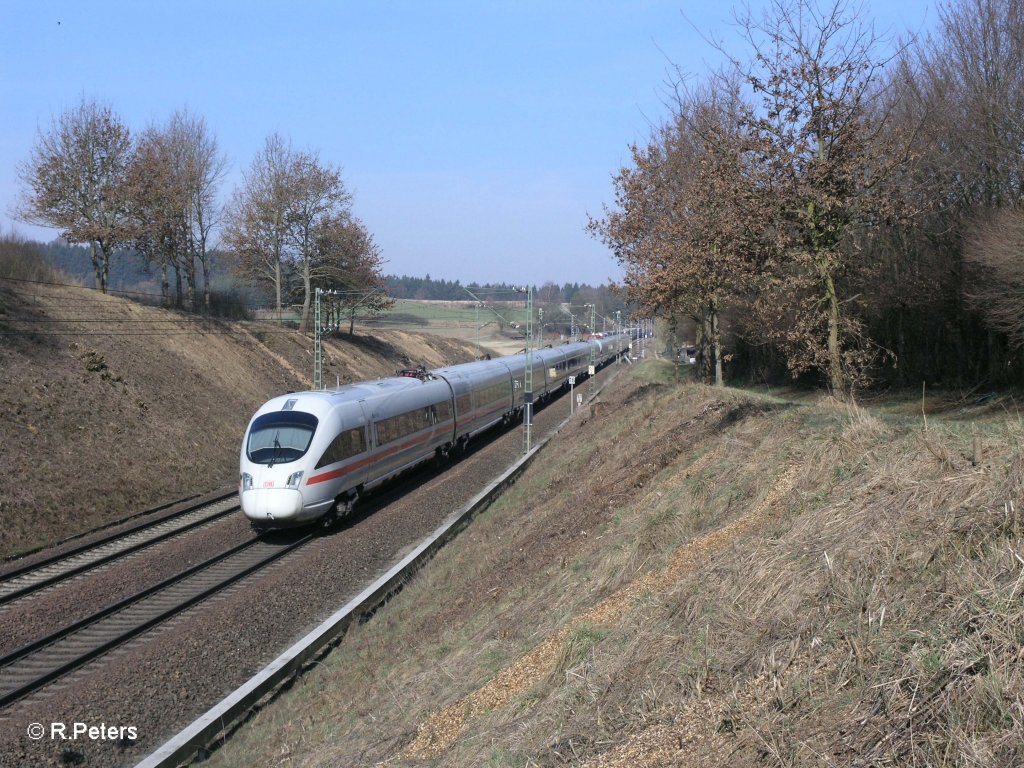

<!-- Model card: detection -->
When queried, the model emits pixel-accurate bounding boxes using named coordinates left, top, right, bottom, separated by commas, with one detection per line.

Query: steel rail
left=0, top=493, right=240, bottom=606
left=0, top=532, right=312, bottom=710
left=0, top=488, right=237, bottom=580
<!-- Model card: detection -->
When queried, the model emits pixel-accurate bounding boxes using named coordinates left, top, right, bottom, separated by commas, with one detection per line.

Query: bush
left=0, top=232, right=73, bottom=285
left=206, top=287, right=252, bottom=319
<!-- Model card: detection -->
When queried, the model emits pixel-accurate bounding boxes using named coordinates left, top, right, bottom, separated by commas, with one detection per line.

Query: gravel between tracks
left=0, top=514, right=254, bottom=657
left=0, top=365, right=622, bottom=768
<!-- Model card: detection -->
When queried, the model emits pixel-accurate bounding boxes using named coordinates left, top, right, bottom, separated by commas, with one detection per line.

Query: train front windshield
left=246, top=411, right=319, bottom=466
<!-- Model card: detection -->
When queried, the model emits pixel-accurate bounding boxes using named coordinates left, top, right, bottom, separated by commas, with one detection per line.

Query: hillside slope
left=0, top=280, right=477, bottom=559
left=209, top=360, right=1023, bottom=767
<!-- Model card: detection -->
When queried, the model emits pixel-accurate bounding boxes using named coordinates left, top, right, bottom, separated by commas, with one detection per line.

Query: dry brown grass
left=203, top=360, right=1023, bottom=768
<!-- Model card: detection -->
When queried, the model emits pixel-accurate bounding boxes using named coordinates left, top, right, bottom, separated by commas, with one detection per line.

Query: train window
left=315, top=427, right=367, bottom=468
left=435, top=399, right=452, bottom=422
left=247, top=411, right=318, bottom=466
left=376, top=407, right=432, bottom=445
left=377, top=414, right=401, bottom=445
left=456, top=393, right=471, bottom=415
left=479, top=382, right=509, bottom=406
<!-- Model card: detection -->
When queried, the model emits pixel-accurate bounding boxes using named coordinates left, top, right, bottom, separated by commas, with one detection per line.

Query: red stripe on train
left=305, top=423, right=453, bottom=486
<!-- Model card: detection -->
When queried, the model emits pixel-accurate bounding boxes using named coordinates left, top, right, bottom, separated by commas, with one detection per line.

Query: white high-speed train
left=239, top=333, right=630, bottom=528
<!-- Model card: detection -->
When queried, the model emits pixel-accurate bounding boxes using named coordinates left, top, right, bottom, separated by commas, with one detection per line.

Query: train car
left=362, top=373, right=456, bottom=488
left=590, top=332, right=629, bottom=363
left=239, top=374, right=455, bottom=528
left=534, top=341, right=593, bottom=394
left=432, top=359, right=515, bottom=449
left=496, top=350, right=546, bottom=409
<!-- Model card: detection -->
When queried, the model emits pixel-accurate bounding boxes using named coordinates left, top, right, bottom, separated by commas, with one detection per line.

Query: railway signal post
left=314, top=288, right=323, bottom=390
left=513, top=285, right=534, bottom=455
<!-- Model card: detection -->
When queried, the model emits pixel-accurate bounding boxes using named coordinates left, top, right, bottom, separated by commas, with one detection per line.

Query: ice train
left=239, top=333, right=630, bottom=528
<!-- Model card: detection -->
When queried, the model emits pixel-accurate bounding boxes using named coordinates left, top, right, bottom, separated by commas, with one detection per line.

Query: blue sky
left=1, top=1, right=936, bottom=286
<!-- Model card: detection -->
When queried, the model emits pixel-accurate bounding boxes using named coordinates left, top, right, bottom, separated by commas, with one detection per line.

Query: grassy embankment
left=207, top=359, right=1022, bottom=766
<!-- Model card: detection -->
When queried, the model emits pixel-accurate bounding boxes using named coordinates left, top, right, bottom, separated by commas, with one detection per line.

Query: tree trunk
left=174, top=263, right=183, bottom=309
left=710, top=295, right=723, bottom=387
left=694, top=310, right=709, bottom=382
left=987, top=329, right=1001, bottom=385
left=821, top=264, right=845, bottom=397
left=183, top=251, right=196, bottom=313
left=299, top=263, right=311, bottom=335
left=201, top=257, right=211, bottom=313
left=89, top=241, right=104, bottom=293
left=274, top=260, right=282, bottom=324
left=896, top=304, right=906, bottom=387
left=100, top=244, right=110, bottom=294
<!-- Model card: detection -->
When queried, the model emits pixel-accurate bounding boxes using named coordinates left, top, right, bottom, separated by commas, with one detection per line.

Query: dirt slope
left=0, top=281, right=477, bottom=559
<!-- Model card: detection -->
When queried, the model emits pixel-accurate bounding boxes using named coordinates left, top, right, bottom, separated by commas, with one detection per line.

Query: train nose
left=241, top=488, right=304, bottom=521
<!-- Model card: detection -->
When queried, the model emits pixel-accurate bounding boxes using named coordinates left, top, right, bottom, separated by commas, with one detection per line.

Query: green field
left=255, top=299, right=569, bottom=356
left=368, top=299, right=529, bottom=329
left=362, top=299, right=535, bottom=355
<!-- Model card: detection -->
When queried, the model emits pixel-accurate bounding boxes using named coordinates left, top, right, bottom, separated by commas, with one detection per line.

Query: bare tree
left=923, top=0, right=1024, bottom=209
left=126, top=124, right=187, bottom=304
left=285, top=152, right=352, bottom=334
left=225, top=137, right=356, bottom=331
left=675, top=77, right=771, bottom=385
left=964, top=207, right=1024, bottom=350
left=170, top=109, right=227, bottom=312
left=880, top=0, right=1024, bottom=383
left=589, top=121, right=701, bottom=353
left=223, top=134, right=294, bottom=321
left=736, top=0, right=902, bottom=395
left=16, top=98, right=133, bottom=293
left=127, top=111, right=226, bottom=311
left=313, top=215, right=393, bottom=335
left=590, top=76, right=764, bottom=385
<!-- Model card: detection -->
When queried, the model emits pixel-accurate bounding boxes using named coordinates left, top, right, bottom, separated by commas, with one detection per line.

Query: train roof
left=432, top=357, right=513, bottom=376
left=253, top=376, right=444, bottom=419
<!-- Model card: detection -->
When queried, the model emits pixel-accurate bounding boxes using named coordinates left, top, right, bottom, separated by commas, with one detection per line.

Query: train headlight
left=241, top=473, right=253, bottom=491
left=286, top=471, right=304, bottom=489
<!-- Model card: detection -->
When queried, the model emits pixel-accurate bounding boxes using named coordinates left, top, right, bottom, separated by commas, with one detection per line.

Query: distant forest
left=385, top=274, right=618, bottom=307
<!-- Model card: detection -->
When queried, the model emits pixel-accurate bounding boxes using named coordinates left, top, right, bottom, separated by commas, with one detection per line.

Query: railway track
left=0, top=493, right=239, bottom=607
left=0, top=531, right=312, bottom=709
